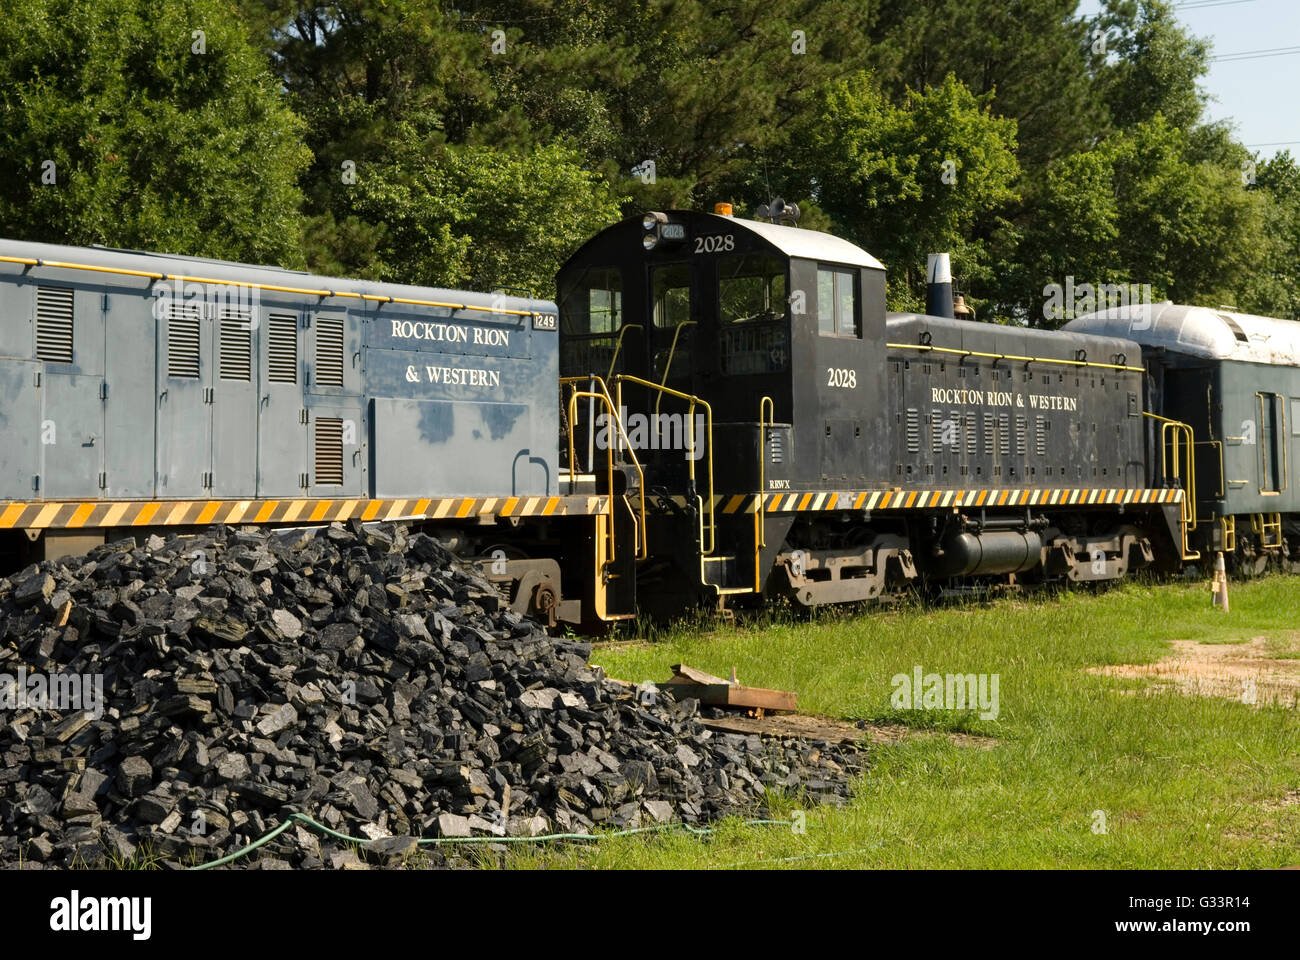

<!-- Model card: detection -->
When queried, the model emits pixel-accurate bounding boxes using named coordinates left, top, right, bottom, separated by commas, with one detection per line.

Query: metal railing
left=1144, top=411, right=1200, bottom=560
left=0, top=255, right=553, bottom=321
left=652, top=320, right=696, bottom=423
left=755, top=396, right=776, bottom=592
left=1251, top=513, right=1283, bottom=551
left=887, top=339, right=1146, bottom=373
left=610, top=374, right=716, bottom=556
left=605, top=323, right=642, bottom=380
left=559, top=374, right=647, bottom=561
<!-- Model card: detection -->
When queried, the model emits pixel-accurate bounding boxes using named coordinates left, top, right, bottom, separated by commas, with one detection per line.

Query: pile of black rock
left=0, top=522, right=861, bottom=869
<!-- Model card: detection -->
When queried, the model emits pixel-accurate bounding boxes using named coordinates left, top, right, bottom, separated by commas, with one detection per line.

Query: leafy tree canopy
left=0, top=0, right=310, bottom=266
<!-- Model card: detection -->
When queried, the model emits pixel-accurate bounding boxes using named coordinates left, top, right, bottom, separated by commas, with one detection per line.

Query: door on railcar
left=34, top=284, right=106, bottom=501
left=155, top=302, right=212, bottom=498
left=210, top=304, right=258, bottom=497
left=305, top=309, right=364, bottom=498
left=1258, top=391, right=1284, bottom=495
left=257, top=308, right=309, bottom=497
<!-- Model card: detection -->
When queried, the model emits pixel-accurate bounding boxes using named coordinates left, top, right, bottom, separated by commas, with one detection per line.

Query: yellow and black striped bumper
left=699, top=486, right=1185, bottom=515
left=0, top=495, right=609, bottom=531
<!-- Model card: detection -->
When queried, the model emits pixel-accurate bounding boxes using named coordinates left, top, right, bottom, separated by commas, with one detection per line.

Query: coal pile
left=0, top=523, right=861, bottom=869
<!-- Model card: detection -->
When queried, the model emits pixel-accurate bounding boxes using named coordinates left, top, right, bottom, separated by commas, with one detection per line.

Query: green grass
left=507, top=576, right=1300, bottom=869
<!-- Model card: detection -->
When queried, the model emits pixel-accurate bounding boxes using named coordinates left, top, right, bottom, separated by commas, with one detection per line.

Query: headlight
left=642, top=234, right=658, bottom=251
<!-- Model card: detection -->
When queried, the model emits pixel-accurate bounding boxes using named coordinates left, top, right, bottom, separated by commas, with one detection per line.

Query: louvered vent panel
left=1015, top=415, right=1028, bottom=456
left=168, top=307, right=202, bottom=379
left=998, top=414, right=1010, bottom=456
left=1036, top=417, right=1048, bottom=457
left=965, top=413, right=978, bottom=455
left=767, top=430, right=783, bottom=464
left=35, top=287, right=74, bottom=363
left=316, top=318, right=344, bottom=387
left=983, top=413, right=996, bottom=455
left=906, top=409, right=920, bottom=453
left=314, top=418, right=344, bottom=486
left=219, top=310, right=252, bottom=382
left=267, top=313, right=298, bottom=383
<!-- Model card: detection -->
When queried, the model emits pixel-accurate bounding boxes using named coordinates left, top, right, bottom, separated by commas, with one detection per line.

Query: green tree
left=265, top=0, right=872, bottom=214
left=862, top=0, right=1105, bottom=170
left=1245, top=151, right=1300, bottom=320
left=1096, top=0, right=1210, bottom=133
left=336, top=131, right=626, bottom=297
left=1014, top=115, right=1276, bottom=325
left=785, top=73, right=1021, bottom=310
left=0, top=0, right=310, bottom=266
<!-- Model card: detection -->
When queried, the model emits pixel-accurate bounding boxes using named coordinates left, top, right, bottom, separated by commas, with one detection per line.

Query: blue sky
left=1076, top=0, right=1299, bottom=155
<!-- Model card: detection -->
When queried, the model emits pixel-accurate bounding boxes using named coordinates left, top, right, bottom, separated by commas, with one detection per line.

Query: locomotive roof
left=1065, top=302, right=1300, bottom=367
left=721, top=216, right=886, bottom=270
left=559, top=212, right=886, bottom=272
left=0, top=237, right=557, bottom=317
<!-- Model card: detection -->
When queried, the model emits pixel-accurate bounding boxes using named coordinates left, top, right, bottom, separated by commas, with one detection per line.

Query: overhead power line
left=1210, top=45, right=1300, bottom=62
left=1175, top=0, right=1260, bottom=10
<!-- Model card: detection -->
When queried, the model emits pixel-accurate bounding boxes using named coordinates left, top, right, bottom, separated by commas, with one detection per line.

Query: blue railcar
left=0, top=238, right=559, bottom=504
left=1068, top=302, right=1300, bottom=570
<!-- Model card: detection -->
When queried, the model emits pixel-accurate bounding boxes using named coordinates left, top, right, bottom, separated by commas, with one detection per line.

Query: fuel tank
left=929, top=530, right=1043, bottom=577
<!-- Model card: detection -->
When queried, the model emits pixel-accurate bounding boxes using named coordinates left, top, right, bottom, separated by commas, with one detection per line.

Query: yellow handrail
left=605, top=323, right=643, bottom=381
left=559, top=375, right=647, bottom=559
left=1220, top=515, right=1236, bottom=553
left=1250, top=512, right=1283, bottom=550
left=653, top=320, right=696, bottom=426
left=611, top=374, right=716, bottom=556
left=886, top=340, right=1145, bottom=373
left=1144, top=411, right=1200, bottom=560
left=757, top=397, right=775, bottom=550
left=0, top=254, right=550, bottom=319
left=755, top=396, right=775, bottom=593
left=565, top=389, right=617, bottom=564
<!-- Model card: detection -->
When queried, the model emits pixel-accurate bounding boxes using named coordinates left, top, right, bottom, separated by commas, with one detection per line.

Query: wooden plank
left=662, top=680, right=797, bottom=713
left=669, top=663, right=730, bottom=686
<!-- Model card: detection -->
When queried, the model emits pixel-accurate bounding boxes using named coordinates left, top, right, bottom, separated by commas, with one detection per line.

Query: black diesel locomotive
left=559, top=206, right=1184, bottom=618
left=1, top=207, right=1296, bottom=629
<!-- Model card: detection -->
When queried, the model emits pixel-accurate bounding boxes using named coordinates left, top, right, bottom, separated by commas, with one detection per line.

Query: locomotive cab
left=556, top=207, right=890, bottom=497
left=556, top=207, right=893, bottom=606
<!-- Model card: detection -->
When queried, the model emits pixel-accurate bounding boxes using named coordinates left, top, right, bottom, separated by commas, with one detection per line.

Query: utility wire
left=1176, top=0, right=1260, bottom=10
left=189, top=811, right=796, bottom=869
left=1211, top=45, right=1300, bottom=62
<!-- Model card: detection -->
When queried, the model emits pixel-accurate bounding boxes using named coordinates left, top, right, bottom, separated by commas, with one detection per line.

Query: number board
left=694, top=234, right=735, bottom=254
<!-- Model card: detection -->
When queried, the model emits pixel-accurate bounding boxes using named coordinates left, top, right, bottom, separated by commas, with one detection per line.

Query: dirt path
left=1089, top=634, right=1300, bottom=707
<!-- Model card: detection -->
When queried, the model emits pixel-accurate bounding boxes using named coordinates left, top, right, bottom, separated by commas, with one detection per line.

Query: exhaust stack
left=926, top=253, right=955, bottom=319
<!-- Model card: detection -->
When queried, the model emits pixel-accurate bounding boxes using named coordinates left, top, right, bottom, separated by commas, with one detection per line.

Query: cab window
left=653, top=264, right=692, bottom=328
left=817, top=266, right=858, bottom=337
left=718, top=254, right=789, bottom=375
left=559, top=267, right=622, bottom=335
left=719, top=254, right=787, bottom=323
